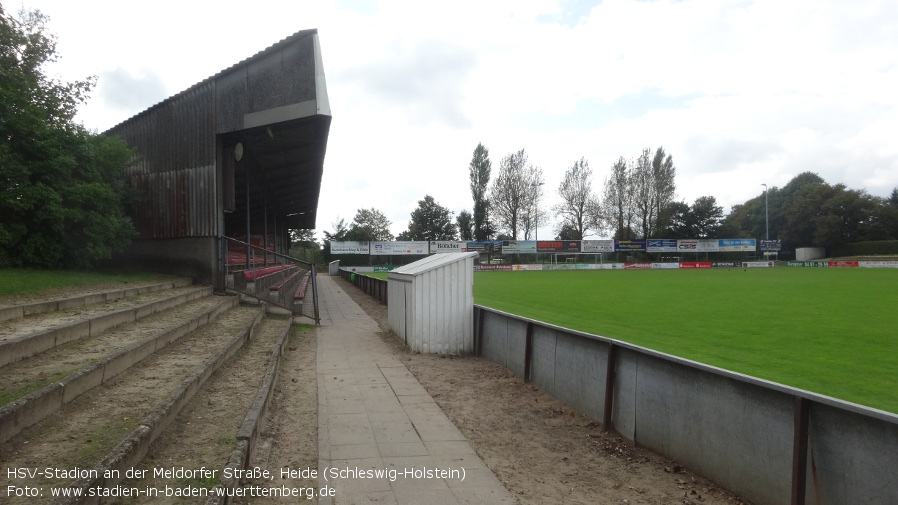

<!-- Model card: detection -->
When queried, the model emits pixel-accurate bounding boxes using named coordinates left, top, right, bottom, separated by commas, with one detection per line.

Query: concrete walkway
left=316, top=275, right=516, bottom=505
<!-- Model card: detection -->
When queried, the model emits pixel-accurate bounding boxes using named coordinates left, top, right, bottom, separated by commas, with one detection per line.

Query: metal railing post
left=311, top=263, right=320, bottom=325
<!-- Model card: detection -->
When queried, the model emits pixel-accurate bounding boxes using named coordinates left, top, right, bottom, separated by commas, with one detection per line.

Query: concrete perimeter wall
left=475, top=306, right=898, bottom=505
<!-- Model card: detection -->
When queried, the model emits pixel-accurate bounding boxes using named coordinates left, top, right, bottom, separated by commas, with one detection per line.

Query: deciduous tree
left=651, top=147, right=677, bottom=235
left=1, top=7, right=135, bottom=268
left=456, top=210, right=473, bottom=241
left=347, top=208, right=393, bottom=241
left=690, top=196, right=724, bottom=238
left=404, top=195, right=458, bottom=241
left=553, top=157, right=602, bottom=240
left=490, top=149, right=542, bottom=239
left=469, top=143, right=493, bottom=241
left=631, top=147, right=677, bottom=238
left=602, top=157, right=635, bottom=240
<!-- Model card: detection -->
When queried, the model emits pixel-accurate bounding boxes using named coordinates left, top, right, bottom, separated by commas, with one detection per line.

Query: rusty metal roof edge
left=105, top=28, right=321, bottom=134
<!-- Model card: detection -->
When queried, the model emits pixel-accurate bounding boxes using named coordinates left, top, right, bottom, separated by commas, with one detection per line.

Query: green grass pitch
left=472, top=268, right=898, bottom=414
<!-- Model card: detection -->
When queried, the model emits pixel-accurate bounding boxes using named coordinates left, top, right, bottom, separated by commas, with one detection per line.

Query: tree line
left=315, top=142, right=898, bottom=261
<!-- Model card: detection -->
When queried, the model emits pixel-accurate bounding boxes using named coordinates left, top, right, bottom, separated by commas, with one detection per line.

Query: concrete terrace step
left=0, top=294, right=239, bottom=443
left=118, top=316, right=293, bottom=498
left=0, top=277, right=193, bottom=323
left=0, top=285, right=212, bottom=367
left=0, top=304, right=265, bottom=505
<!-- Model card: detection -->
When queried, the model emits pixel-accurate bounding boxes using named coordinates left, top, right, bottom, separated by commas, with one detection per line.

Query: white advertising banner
left=859, top=261, right=898, bottom=268
left=582, top=240, right=615, bottom=253
left=371, top=241, right=428, bottom=255
left=429, top=241, right=467, bottom=253
left=330, top=241, right=370, bottom=254
left=677, top=239, right=719, bottom=252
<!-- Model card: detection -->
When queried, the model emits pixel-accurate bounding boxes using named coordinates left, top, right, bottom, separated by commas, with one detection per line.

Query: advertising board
left=859, top=261, right=898, bottom=268
left=465, top=241, right=502, bottom=252
left=537, top=241, right=581, bottom=253
left=742, top=261, right=774, bottom=268
left=616, top=240, right=646, bottom=252
left=429, top=241, right=467, bottom=253
left=827, top=261, right=859, bottom=267
left=329, top=241, right=370, bottom=254
left=787, top=261, right=829, bottom=267
left=543, top=263, right=591, bottom=270
left=594, top=263, right=625, bottom=270
left=474, top=264, right=513, bottom=271
left=582, top=240, right=614, bottom=253
left=502, top=240, right=537, bottom=254
left=680, top=262, right=713, bottom=268
left=759, top=239, right=782, bottom=252
left=677, top=239, right=719, bottom=252
left=719, top=239, right=757, bottom=252
left=646, top=239, right=678, bottom=253
left=371, top=241, right=428, bottom=255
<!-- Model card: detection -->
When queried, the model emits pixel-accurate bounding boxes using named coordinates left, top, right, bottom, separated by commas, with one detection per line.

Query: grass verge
left=0, top=269, right=159, bottom=297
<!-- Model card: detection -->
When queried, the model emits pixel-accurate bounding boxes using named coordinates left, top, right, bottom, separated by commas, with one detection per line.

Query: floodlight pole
left=534, top=181, right=545, bottom=261
left=761, top=184, right=769, bottom=240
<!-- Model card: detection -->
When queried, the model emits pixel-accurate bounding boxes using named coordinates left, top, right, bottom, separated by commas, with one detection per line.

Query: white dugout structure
left=386, top=252, right=478, bottom=354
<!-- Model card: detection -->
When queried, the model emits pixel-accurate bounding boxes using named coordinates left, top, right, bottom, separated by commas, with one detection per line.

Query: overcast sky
left=22, top=0, right=898, bottom=240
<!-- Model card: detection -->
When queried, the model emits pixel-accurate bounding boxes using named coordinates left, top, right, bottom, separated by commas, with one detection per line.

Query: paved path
left=315, top=275, right=516, bottom=505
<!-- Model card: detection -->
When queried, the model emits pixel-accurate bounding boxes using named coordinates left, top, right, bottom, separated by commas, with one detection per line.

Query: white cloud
left=98, top=68, right=168, bottom=111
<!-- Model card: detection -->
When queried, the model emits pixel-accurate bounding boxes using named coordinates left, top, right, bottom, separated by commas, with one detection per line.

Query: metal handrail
left=218, top=236, right=319, bottom=325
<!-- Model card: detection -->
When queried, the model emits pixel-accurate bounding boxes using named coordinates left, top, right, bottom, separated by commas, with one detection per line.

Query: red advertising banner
left=624, top=263, right=653, bottom=269
left=680, top=262, right=712, bottom=269
left=827, top=261, right=859, bottom=267
left=537, top=241, right=581, bottom=252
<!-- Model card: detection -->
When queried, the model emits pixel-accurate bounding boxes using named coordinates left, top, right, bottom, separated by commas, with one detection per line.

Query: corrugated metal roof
left=106, top=29, right=324, bottom=132
left=389, top=252, right=479, bottom=277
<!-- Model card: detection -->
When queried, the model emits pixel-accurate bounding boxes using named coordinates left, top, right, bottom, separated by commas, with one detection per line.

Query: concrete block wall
left=475, top=306, right=898, bottom=505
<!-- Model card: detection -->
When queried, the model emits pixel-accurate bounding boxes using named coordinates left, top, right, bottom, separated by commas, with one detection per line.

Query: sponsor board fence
left=331, top=238, right=769, bottom=255
left=475, top=262, right=772, bottom=271
left=341, top=261, right=898, bottom=274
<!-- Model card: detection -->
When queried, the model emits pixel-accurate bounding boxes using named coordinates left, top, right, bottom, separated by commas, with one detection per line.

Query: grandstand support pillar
left=603, top=344, right=617, bottom=433
left=524, top=322, right=534, bottom=382
left=215, top=236, right=226, bottom=294
left=263, top=197, right=269, bottom=266
left=245, top=163, right=251, bottom=270
left=791, top=396, right=810, bottom=505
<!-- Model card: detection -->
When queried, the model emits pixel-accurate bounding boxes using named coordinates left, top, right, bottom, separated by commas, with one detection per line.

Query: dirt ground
left=333, top=275, right=752, bottom=505
left=244, top=323, right=319, bottom=504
